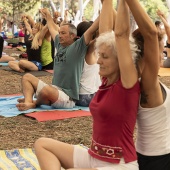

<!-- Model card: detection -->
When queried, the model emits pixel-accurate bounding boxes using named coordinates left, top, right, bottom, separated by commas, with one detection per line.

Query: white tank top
left=79, top=60, right=101, bottom=94
left=136, top=82, right=170, bottom=156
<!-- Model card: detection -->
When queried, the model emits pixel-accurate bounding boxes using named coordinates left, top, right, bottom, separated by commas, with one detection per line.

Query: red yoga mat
left=25, top=110, right=91, bottom=122
left=45, top=70, right=53, bottom=73
left=0, top=94, right=22, bottom=97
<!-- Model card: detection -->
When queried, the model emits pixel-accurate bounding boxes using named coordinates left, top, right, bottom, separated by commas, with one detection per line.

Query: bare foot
left=17, top=98, right=25, bottom=103
left=16, top=102, right=36, bottom=111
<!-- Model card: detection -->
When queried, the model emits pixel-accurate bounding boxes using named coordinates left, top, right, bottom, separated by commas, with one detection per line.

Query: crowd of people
left=0, top=0, right=170, bottom=169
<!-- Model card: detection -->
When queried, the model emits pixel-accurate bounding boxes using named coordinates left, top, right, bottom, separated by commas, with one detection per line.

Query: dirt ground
left=0, top=47, right=92, bottom=150
left=0, top=47, right=170, bottom=150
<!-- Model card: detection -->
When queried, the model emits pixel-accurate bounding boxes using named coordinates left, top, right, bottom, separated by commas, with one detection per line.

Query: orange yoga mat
left=25, top=110, right=91, bottom=122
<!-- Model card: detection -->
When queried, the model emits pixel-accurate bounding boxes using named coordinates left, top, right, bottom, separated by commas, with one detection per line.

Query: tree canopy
left=0, top=0, right=41, bottom=22
left=140, top=0, right=169, bottom=21
left=0, top=0, right=169, bottom=23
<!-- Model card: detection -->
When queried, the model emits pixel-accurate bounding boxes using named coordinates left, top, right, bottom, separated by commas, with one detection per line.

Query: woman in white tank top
left=125, top=0, right=170, bottom=170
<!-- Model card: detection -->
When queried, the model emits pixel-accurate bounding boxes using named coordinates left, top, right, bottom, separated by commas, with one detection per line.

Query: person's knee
left=18, top=60, right=26, bottom=67
left=38, top=86, right=59, bottom=103
left=39, top=85, right=54, bottom=98
left=8, top=61, right=15, bottom=67
left=34, top=137, right=47, bottom=149
left=34, top=137, right=60, bottom=151
left=22, top=73, right=34, bottom=82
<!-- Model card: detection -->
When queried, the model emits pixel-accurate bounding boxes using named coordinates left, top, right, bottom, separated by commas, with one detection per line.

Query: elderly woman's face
left=97, top=44, right=119, bottom=78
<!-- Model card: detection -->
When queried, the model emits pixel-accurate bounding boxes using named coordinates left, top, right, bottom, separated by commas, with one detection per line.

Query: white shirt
left=136, top=82, right=170, bottom=156
left=79, top=60, right=101, bottom=94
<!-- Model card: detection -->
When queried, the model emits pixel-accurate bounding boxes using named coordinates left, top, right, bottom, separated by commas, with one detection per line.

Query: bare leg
left=17, top=98, right=36, bottom=104
left=34, top=138, right=74, bottom=170
left=16, top=73, right=39, bottom=111
left=34, top=138, right=97, bottom=170
left=0, top=55, right=15, bottom=62
left=8, top=61, right=25, bottom=72
left=17, top=73, right=59, bottom=110
left=17, top=98, right=25, bottom=103
left=19, top=60, right=39, bottom=71
left=35, top=85, right=59, bottom=106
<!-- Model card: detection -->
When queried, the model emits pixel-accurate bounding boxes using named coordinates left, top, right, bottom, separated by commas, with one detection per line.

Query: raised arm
left=26, top=15, right=35, bottom=28
left=22, top=16, right=32, bottom=34
left=125, top=0, right=159, bottom=83
left=21, top=14, right=35, bottom=28
left=83, top=16, right=99, bottom=45
left=99, top=0, right=114, bottom=34
left=157, top=10, right=170, bottom=65
left=125, top=0, right=163, bottom=107
left=115, top=0, right=138, bottom=88
left=40, top=8, right=60, bottom=41
left=157, top=10, right=170, bottom=42
left=38, top=24, right=50, bottom=46
left=60, top=10, right=69, bottom=26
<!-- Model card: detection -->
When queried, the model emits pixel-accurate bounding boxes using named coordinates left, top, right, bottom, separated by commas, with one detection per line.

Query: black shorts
left=137, top=152, right=170, bottom=170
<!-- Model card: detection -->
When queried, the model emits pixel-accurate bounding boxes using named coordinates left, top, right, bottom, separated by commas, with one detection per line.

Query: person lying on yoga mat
left=16, top=8, right=99, bottom=111
left=33, top=0, right=141, bottom=169
left=124, top=0, right=170, bottom=170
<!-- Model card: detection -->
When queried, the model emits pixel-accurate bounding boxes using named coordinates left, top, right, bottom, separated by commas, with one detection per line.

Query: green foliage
left=0, top=0, right=169, bottom=24
left=139, top=0, right=169, bottom=21
left=0, top=0, right=41, bottom=22
left=84, top=1, right=93, bottom=20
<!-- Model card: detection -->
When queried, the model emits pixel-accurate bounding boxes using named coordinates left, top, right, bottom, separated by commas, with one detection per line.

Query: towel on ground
left=0, top=148, right=40, bottom=170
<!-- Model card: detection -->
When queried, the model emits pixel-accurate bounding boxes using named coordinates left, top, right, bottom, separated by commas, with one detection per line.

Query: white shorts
left=35, top=80, right=75, bottom=109
left=73, top=145, right=139, bottom=170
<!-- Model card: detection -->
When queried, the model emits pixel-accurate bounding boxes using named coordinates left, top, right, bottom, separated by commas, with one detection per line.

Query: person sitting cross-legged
left=16, top=8, right=99, bottom=111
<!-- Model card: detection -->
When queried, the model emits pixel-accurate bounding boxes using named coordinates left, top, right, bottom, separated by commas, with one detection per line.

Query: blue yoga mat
left=0, top=62, right=8, bottom=66
left=0, top=95, right=89, bottom=117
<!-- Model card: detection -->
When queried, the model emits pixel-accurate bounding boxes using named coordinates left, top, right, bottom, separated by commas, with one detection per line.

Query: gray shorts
left=36, top=80, right=75, bottom=109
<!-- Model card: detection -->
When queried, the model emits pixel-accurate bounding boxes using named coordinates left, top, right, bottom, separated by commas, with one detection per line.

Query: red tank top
left=88, top=78, right=140, bottom=163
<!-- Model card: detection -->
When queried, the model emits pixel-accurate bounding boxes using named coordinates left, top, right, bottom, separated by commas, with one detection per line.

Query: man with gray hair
left=16, top=8, right=99, bottom=111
